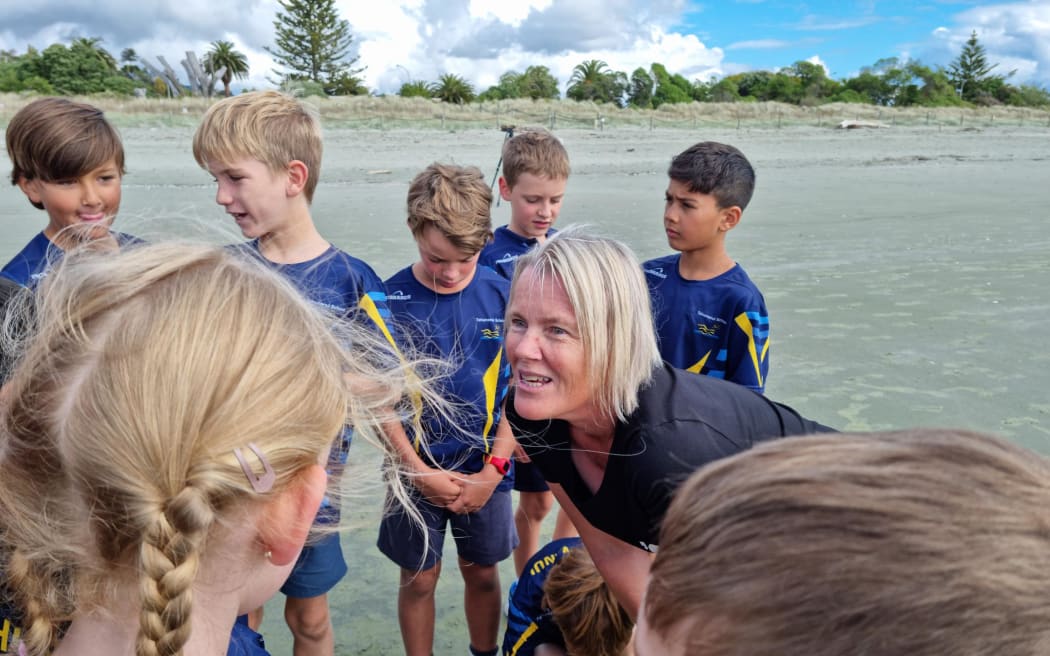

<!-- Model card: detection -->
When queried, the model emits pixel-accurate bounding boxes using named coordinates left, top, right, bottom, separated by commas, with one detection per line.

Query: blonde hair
left=501, top=128, right=570, bottom=187
left=6, top=97, right=125, bottom=209
left=646, top=428, right=1050, bottom=656
left=545, top=548, right=633, bottom=656
left=406, top=163, right=493, bottom=254
left=511, top=226, right=660, bottom=421
left=0, top=241, right=411, bottom=656
left=192, top=91, right=323, bottom=202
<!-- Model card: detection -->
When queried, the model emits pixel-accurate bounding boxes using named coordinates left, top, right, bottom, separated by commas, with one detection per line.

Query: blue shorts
left=377, top=488, right=518, bottom=571
left=280, top=531, right=347, bottom=598
left=512, top=460, right=550, bottom=493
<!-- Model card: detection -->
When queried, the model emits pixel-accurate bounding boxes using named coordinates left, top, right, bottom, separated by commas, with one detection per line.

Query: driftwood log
left=141, top=52, right=225, bottom=97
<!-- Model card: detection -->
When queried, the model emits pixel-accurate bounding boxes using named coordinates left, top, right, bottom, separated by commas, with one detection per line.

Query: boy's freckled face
left=663, top=178, right=728, bottom=253
left=20, top=159, right=122, bottom=242
left=411, top=224, right=480, bottom=294
left=206, top=157, right=290, bottom=239
left=500, top=173, right=566, bottom=241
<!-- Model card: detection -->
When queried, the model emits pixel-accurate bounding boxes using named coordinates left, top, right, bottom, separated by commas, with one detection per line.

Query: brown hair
left=646, top=428, right=1050, bottom=656
left=6, top=97, right=125, bottom=209
left=501, top=127, right=570, bottom=188
left=545, top=548, right=633, bottom=656
left=406, top=163, right=493, bottom=254
left=192, top=91, right=323, bottom=202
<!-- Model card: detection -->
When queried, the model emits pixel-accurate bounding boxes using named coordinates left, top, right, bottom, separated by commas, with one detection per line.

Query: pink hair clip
left=233, top=442, right=276, bottom=493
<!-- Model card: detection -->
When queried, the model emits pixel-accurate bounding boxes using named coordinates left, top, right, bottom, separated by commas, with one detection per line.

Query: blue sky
left=2, top=1, right=1048, bottom=94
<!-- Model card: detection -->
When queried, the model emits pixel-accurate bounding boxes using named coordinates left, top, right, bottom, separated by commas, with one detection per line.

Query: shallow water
left=3, top=124, right=1048, bottom=654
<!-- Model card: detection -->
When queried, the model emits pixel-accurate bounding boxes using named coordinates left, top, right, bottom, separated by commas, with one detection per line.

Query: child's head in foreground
left=637, top=428, right=1050, bottom=656
left=192, top=91, right=323, bottom=237
left=6, top=97, right=125, bottom=245
left=498, top=128, right=570, bottom=241
left=406, top=162, right=493, bottom=293
left=544, top=548, right=634, bottom=656
left=664, top=142, right=754, bottom=253
left=0, top=241, right=405, bottom=656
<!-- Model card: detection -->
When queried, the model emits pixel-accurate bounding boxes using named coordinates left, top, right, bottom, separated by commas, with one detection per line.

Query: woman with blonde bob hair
left=503, top=225, right=832, bottom=619
left=0, top=241, right=415, bottom=656
left=638, top=428, right=1050, bottom=656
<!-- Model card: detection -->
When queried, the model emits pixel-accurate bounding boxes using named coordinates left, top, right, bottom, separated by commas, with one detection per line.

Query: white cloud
left=727, top=39, right=792, bottom=50
left=923, top=1, right=1050, bottom=85
left=346, top=0, right=722, bottom=94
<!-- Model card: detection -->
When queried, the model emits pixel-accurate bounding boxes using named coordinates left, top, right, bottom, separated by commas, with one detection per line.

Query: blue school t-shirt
left=239, top=240, right=395, bottom=333
left=227, top=615, right=269, bottom=656
left=478, top=226, right=556, bottom=280
left=384, top=265, right=512, bottom=487
left=503, top=537, right=582, bottom=656
left=0, top=231, right=139, bottom=289
left=238, top=241, right=396, bottom=522
left=643, top=254, right=770, bottom=393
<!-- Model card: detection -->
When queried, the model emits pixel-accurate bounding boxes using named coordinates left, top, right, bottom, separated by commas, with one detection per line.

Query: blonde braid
left=5, top=549, right=61, bottom=656
left=136, top=485, right=215, bottom=656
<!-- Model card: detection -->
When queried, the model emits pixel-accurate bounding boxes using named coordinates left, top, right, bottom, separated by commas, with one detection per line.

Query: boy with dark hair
left=478, top=127, right=576, bottom=577
left=379, top=163, right=517, bottom=656
left=193, top=90, right=394, bottom=656
left=2, top=96, right=128, bottom=655
left=643, top=141, right=770, bottom=393
left=3, top=97, right=126, bottom=287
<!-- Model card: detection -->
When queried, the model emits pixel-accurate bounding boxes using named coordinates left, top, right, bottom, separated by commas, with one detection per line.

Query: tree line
left=1, top=0, right=1048, bottom=111
left=412, top=33, right=1049, bottom=109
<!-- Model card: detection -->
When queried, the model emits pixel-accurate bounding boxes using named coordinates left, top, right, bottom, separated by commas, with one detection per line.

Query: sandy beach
left=2, top=121, right=1048, bottom=653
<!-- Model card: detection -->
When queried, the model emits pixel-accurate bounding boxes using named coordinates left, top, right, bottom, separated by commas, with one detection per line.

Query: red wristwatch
left=484, top=454, right=511, bottom=476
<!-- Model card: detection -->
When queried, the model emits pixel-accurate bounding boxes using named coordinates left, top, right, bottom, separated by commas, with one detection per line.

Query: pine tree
left=265, top=0, right=363, bottom=91
left=948, top=30, right=1001, bottom=102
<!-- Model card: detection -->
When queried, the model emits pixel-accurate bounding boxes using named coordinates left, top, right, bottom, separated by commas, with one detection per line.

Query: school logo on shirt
left=387, top=290, right=412, bottom=301
left=495, top=253, right=518, bottom=264
left=476, top=317, right=503, bottom=339
left=696, top=323, right=720, bottom=337
left=644, top=266, right=667, bottom=279
left=694, top=309, right=726, bottom=339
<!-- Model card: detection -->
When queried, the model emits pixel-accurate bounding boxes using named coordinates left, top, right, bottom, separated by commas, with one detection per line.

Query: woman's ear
left=257, top=464, right=327, bottom=565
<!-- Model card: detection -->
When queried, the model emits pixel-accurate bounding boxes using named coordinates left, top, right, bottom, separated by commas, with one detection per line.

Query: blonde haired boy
left=378, top=163, right=517, bottom=656
left=193, top=90, right=395, bottom=656
left=477, top=127, right=576, bottom=577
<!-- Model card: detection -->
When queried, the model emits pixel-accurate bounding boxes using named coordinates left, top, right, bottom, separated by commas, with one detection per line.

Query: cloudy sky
left=2, top=0, right=1048, bottom=94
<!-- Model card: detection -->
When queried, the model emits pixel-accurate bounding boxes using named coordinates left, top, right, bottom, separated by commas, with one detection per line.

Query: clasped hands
left=413, top=465, right=501, bottom=514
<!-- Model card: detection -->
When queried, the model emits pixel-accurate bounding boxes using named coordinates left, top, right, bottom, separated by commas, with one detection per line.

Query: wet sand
left=2, top=123, right=1048, bottom=653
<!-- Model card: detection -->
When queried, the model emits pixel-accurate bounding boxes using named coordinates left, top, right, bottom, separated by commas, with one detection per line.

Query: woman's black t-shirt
left=507, top=363, right=835, bottom=552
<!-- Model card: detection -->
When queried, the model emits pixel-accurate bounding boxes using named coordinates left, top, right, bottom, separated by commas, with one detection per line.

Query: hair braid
left=136, top=486, right=214, bottom=656
left=5, top=549, right=63, bottom=656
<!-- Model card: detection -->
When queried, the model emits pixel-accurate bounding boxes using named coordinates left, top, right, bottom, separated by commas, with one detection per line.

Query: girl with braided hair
left=0, top=240, right=419, bottom=656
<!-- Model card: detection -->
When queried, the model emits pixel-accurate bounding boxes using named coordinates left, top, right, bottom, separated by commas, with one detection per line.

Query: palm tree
left=567, top=59, right=609, bottom=100
left=72, top=37, right=118, bottom=72
left=430, top=74, right=475, bottom=104
left=204, top=40, right=249, bottom=97
left=398, top=80, right=432, bottom=98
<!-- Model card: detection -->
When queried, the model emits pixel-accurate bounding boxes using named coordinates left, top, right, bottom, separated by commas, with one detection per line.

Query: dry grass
left=2, top=92, right=1048, bottom=131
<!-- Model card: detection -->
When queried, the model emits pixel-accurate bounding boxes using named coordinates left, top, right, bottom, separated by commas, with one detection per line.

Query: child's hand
left=447, top=467, right=501, bottom=514
left=413, top=468, right=464, bottom=507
